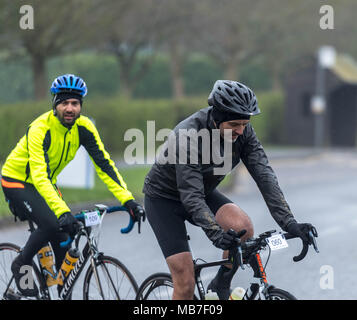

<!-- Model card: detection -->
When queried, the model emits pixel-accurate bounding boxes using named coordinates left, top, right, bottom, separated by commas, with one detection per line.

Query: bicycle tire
left=136, top=272, right=173, bottom=300
left=0, top=242, right=47, bottom=300
left=266, top=287, right=297, bottom=300
left=83, top=255, right=138, bottom=300
left=136, top=272, right=201, bottom=300
left=0, top=243, right=21, bottom=300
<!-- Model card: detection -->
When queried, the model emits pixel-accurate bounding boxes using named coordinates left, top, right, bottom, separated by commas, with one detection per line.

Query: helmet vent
left=221, top=97, right=230, bottom=106
left=235, top=89, right=245, bottom=101
left=243, top=93, right=249, bottom=102
left=226, top=88, right=234, bottom=97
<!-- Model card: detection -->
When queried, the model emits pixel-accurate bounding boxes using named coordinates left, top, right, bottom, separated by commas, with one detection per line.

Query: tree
left=196, top=0, right=264, bottom=81
left=2, top=0, right=93, bottom=100
left=152, top=0, right=204, bottom=100
left=95, top=0, right=159, bottom=98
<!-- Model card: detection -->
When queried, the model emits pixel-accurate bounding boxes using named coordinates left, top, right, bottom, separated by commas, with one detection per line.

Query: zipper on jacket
left=51, top=131, right=68, bottom=179
left=64, top=141, right=71, bottom=162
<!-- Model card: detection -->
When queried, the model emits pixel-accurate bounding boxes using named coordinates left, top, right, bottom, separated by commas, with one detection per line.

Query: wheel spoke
left=84, top=256, right=137, bottom=300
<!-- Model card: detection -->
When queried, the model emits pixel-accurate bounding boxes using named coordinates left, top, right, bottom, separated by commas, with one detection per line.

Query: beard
left=57, top=112, right=80, bottom=128
left=220, top=129, right=239, bottom=142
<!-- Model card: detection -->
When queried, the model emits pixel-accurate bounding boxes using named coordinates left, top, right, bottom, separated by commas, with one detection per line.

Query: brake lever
left=229, top=238, right=244, bottom=270
left=309, top=229, right=319, bottom=253
left=237, top=245, right=244, bottom=270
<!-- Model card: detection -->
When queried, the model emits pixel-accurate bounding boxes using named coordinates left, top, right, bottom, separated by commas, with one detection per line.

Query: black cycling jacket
left=143, top=106, right=296, bottom=245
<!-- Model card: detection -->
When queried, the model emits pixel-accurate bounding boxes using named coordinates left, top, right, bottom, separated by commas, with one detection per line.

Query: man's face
left=219, top=119, right=250, bottom=142
left=55, top=99, right=81, bottom=127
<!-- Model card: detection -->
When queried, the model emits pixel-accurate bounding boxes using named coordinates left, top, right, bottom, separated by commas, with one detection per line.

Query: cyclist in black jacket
left=143, top=80, right=315, bottom=300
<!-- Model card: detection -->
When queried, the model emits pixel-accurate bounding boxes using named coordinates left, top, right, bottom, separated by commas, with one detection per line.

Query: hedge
left=0, top=91, right=284, bottom=163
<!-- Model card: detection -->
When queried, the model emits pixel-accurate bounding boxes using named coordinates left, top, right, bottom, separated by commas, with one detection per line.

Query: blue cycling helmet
left=50, top=74, right=87, bottom=97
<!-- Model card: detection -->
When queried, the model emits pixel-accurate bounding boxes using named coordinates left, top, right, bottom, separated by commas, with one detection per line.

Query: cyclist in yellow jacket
left=1, top=74, right=145, bottom=297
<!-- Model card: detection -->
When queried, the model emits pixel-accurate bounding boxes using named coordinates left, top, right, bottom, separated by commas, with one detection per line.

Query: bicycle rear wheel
left=266, top=287, right=297, bottom=300
left=0, top=243, right=46, bottom=300
left=136, top=273, right=173, bottom=300
left=0, top=243, right=20, bottom=300
left=83, top=255, right=138, bottom=300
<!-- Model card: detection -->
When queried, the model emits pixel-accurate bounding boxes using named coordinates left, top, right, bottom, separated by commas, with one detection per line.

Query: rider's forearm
left=175, top=163, right=224, bottom=243
left=241, top=128, right=296, bottom=230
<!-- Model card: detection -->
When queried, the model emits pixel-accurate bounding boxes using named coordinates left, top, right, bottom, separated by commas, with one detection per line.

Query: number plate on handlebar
left=266, top=234, right=289, bottom=251
left=84, top=211, right=101, bottom=227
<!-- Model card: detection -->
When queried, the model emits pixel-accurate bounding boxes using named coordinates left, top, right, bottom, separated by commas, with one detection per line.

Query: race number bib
left=84, top=211, right=101, bottom=227
left=266, top=234, right=289, bottom=251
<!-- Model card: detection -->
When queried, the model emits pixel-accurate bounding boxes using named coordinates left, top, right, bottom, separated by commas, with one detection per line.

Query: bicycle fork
left=89, top=251, right=106, bottom=300
left=244, top=253, right=271, bottom=300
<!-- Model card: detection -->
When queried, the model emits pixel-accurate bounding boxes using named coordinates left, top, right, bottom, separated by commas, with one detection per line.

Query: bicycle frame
left=9, top=205, right=132, bottom=300
left=190, top=228, right=318, bottom=300
left=58, top=240, right=92, bottom=300
left=23, top=219, right=93, bottom=300
left=59, top=205, right=133, bottom=300
left=192, top=253, right=268, bottom=300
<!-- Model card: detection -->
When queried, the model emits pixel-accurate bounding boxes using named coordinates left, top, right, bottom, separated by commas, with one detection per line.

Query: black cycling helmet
left=208, top=80, right=260, bottom=116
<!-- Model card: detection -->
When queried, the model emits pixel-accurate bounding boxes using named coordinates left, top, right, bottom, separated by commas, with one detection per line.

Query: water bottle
left=57, top=248, right=80, bottom=285
left=205, top=289, right=219, bottom=300
left=229, top=287, right=246, bottom=300
left=38, top=245, right=59, bottom=287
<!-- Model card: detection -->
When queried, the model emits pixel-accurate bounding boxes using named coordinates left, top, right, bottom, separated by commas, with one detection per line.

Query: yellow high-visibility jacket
left=2, top=111, right=134, bottom=217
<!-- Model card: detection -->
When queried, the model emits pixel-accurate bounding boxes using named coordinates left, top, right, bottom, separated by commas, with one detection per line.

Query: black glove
left=286, top=222, right=314, bottom=243
left=213, top=229, right=245, bottom=250
left=124, top=200, right=146, bottom=233
left=58, top=212, right=80, bottom=237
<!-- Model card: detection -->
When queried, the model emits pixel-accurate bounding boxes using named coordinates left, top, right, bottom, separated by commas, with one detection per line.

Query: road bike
left=136, top=226, right=319, bottom=300
left=0, top=204, right=138, bottom=300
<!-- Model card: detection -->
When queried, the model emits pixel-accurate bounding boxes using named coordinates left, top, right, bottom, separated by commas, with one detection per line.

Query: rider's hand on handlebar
left=58, top=212, right=81, bottom=237
left=286, top=222, right=316, bottom=244
left=124, top=200, right=146, bottom=233
left=214, top=229, right=246, bottom=250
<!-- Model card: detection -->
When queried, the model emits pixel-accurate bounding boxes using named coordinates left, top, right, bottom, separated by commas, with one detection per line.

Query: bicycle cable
left=263, top=244, right=271, bottom=274
left=194, top=258, right=207, bottom=264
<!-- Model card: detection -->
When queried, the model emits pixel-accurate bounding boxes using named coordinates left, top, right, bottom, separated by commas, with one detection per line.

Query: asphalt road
left=1, top=149, right=356, bottom=300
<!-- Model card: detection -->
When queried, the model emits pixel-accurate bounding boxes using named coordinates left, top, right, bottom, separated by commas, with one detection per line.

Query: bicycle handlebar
left=229, top=226, right=319, bottom=270
left=106, top=206, right=135, bottom=234
left=284, top=226, right=319, bottom=262
left=59, top=205, right=133, bottom=248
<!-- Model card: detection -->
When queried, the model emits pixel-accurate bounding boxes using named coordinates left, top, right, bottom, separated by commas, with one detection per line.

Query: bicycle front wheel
left=266, top=287, right=297, bottom=300
left=136, top=273, right=173, bottom=300
left=83, top=255, right=138, bottom=300
left=0, top=243, right=20, bottom=300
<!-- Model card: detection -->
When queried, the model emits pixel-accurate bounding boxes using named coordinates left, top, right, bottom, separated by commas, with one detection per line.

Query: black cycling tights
left=2, top=176, right=67, bottom=269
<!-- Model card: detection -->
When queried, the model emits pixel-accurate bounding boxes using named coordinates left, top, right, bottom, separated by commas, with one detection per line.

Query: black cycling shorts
left=145, top=189, right=233, bottom=258
left=1, top=176, right=67, bottom=267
